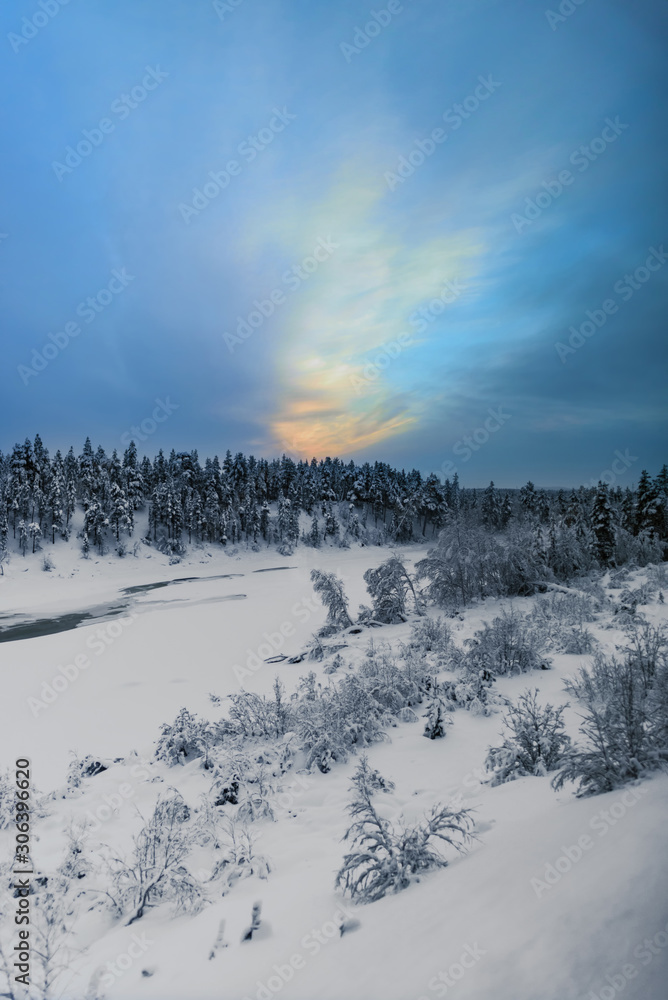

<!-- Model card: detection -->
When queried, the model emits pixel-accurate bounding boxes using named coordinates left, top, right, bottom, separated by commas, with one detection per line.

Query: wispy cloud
left=247, top=161, right=486, bottom=457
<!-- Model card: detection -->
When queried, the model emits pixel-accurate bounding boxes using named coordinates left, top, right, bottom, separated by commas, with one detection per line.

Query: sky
left=0, top=0, right=666, bottom=488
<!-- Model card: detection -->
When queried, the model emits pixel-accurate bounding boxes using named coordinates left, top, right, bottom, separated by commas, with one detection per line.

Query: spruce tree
left=592, top=482, right=615, bottom=565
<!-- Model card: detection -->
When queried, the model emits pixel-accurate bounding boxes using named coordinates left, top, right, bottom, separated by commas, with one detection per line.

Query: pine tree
left=324, top=500, right=339, bottom=540
left=636, top=470, right=662, bottom=536
left=519, top=481, right=537, bottom=518
left=47, top=473, right=64, bottom=543
left=591, top=482, right=615, bottom=565
left=308, top=510, right=321, bottom=547
left=18, top=519, right=28, bottom=556
left=28, top=521, right=42, bottom=553
left=481, top=481, right=499, bottom=529
left=260, top=501, right=270, bottom=541
left=110, top=482, right=132, bottom=541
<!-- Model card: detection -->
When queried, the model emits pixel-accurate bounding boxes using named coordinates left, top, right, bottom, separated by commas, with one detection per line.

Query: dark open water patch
left=252, top=566, right=297, bottom=573
left=0, top=603, right=131, bottom=644
left=122, top=572, right=244, bottom=596
left=0, top=574, right=249, bottom=644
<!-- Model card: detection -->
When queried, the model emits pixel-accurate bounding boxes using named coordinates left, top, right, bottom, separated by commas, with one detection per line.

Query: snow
left=1, top=540, right=667, bottom=1000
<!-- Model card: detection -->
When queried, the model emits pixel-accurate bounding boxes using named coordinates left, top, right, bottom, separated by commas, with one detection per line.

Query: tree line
left=0, top=434, right=666, bottom=566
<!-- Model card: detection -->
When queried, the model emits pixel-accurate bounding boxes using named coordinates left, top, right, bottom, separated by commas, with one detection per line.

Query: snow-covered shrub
left=484, top=690, right=571, bottom=785
left=335, top=758, right=474, bottom=904
left=626, top=581, right=656, bottom=606
left=324, top=652, right=345, bottom=674
left=21, top=889, right=74, bottom=999
left=197, top=812, right=270, bottom=893
left=462, top=607, right=550, bottom=678
left=423, top=683, right=453, bottom=739
left=336, top=672, right=392, bottom=740
left=621, top=622, right=667, bottom=689
left=554, top=644, right=667, bottom=796
left=207, top=737, right=293, bottom=819
left=648, top=564, right=667, bottom=589
left=527, top=595, right=599, bottom=654
left=400, top=644, right=440, bottom=697
left=297, top=695, right=352, bottom=773
left=223, top=680, right=294, bottom=740
left=42, top=553, right=54, bottom=571
left=59, top=819, right=90, bottom=881
left=155, top=534, right=186, bottom=560
left=608, top=567, right=631, bottom=590
left=156, top=708, right=214, bottom=766
left=407, top=616, right=453, bottom=657
left=613, top=528, right=665, bottom=568
left=559, top=626, right=597, bottom=654
left=358, top=646, right=427, bottom=714
left=532, top=589, right=599, bottom=625
left=296, top=673, right=387, bottom=773
left=310, top=569, right=353, bottom=635
left=107, top=792, right=202, bottom=923
left=443, top=673, right=498, bottom=717
left=362, top=555, right=422, bottom=623
left=208, top=745, right=254, bottom=808
left=236, top=772, right=276, bottom=824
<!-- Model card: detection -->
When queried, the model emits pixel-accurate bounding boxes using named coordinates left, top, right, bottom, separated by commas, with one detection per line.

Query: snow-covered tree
left=423, top=682, right=452, bottom=739
left=310, top=569, right=353, bottom=633
left=591, top=481, right=615, bottom=565
left=363, top=555, right=422, bottom=623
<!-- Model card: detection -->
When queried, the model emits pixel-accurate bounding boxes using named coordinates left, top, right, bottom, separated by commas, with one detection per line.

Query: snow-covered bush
left=423, top=683, right=453, bottom=739
left=208, top=745, right=255, bottom=808
left=296, top=673, right=386, bottom=773
left=462, top=607, right=550, bottom=678
left=217, top=821, right=270, bottom=893
left=207, top=735, right=294, bottom=818
left=622, top=622, right=667, bottom=689
left=527, top=594, right=599, bottom=653
left=358, top=646, right=428, bottom=714
left=559, top=626, right=597, bottom=654
left=155, top=534, right=187, bottom=560
left=59, top=818, right=91, bottom=881
left=612, top=528, right=664, bottom=568
left=406, top=616, right=453, bottom=656
left=310, top=569, right=354, bottom=635
left=484, top=690, right=571, bottom=785
left=554, top=639, right=668, bottom=796
left=224, top=679, right=294, bottom=740
left=156, top=708, right=214, bottom=766
left=531, top=589, right=599, bottom=624
left=107, top=792, right=202, bottom=923
left=335, top=758, right=474, bottom=903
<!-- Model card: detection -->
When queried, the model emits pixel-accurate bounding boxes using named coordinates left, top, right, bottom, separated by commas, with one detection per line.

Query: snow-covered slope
left=1, top=545, right=667, bottom=1000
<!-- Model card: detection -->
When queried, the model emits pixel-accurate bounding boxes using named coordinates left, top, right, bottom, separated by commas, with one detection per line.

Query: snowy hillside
left=1, top=539, right=667, bottom=1000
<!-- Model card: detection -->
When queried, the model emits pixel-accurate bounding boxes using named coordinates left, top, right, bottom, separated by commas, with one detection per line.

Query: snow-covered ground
left=1, top=542, right=667, bottom=1000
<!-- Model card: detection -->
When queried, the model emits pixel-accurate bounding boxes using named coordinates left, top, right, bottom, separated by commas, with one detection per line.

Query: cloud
left=248, top=160, right=486, bottom=457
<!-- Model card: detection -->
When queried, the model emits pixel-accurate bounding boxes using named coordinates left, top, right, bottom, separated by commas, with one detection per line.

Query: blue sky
left=1, top=0, right=666, bottom=487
